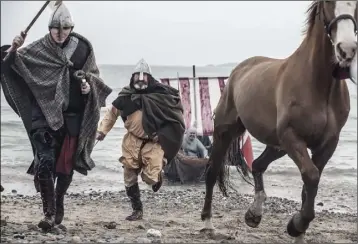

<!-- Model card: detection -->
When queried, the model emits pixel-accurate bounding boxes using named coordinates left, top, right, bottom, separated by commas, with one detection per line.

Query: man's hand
left=96, top=131, right=106, bottom=141
left=9, top=31, right=26, bottom=52
left=153, top=135, right=159, bottom=143
left=151, top=132, right=159, bottom=143
left=81, top=80, right=91, bottom=94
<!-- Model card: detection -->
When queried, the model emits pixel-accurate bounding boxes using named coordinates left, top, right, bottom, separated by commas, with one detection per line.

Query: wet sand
left=1, top=181, right=357, bottom=244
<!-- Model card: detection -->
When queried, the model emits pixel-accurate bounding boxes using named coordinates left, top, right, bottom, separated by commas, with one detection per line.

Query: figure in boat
left=181, top=124, right=209, bottom=159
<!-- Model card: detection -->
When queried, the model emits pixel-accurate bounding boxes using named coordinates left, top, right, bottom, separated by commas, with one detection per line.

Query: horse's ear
left=315, top=1, right=322, bottom=19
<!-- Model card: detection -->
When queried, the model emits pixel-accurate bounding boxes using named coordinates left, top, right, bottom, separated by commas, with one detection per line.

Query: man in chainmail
left=96, top=59, right=185, bottom=221
left=1, top=2, right=112, bottom=230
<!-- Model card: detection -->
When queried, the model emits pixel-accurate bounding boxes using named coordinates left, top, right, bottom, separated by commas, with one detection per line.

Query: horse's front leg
left=277, top=127, right=322, bottom=243
left=290, top=136, right=339, bottom=244
left=245, top=146, right=286, bottom=228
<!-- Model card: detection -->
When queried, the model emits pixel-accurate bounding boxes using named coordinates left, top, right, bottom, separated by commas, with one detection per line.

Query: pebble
left=147, top=229, right=162, bottom=238
left=56, top=234, right=65, bottom=240
left=71, top=235, right=82, bottom=243
left=13, top=233, right=25, bottom=239
left=137, top=224, right=145, bottom=230
left=45, top=233, right=57, bottom=241
left=104, top=221, right=117, bottom=229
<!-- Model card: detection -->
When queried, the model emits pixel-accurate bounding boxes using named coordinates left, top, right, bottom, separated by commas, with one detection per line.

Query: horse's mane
left=302, top=1, right=321, bottom=36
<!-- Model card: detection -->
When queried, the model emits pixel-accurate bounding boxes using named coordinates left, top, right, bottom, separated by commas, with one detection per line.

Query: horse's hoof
left=287, top=217, right=304, bottom=237
left=244, top=209, right=262, bottom=228
left=201, top=211, right=211, bottom=221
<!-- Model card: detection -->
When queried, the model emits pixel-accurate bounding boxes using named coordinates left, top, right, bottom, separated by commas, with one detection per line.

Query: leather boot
left=55, top=174, right=73, bottom=225
left=125, top=183, right=143, bottom=221
left=38, top=177, right=56, bottom=230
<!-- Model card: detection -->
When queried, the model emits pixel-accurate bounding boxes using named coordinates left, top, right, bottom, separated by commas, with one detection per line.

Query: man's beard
left=134, top=80, right=148, bottom=90
left=188, top=135, right=195, bottom=141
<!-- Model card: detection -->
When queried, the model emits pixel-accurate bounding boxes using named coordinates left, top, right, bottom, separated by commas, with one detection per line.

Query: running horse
left=201, top=1, right=357, bottom=243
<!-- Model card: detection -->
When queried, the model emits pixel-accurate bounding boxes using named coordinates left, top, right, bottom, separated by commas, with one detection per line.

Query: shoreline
left=1, top=165, right=356, bottom=215
left=1, top=187, right=357, bottom=243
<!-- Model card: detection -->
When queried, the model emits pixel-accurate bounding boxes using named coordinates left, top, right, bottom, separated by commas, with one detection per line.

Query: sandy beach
left=1, top=178, right=357, bottom=244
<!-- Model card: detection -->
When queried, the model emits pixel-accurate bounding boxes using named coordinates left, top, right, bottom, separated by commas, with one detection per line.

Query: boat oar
left=3, top=0, right=62, bottom=62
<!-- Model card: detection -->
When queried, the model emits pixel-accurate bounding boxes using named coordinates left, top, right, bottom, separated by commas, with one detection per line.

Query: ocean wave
left=266, top=166, right=357, bottom=178
left=1, top=121, right=23, bottom=128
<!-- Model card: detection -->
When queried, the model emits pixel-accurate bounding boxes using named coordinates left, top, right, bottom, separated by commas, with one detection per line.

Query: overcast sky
left=1, top=1, right=311, bottom=66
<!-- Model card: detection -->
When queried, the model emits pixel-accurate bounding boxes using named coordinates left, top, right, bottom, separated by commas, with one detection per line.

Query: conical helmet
left=133, top=58, right=152, bottom=80
left=48, top=2, right=75, bottom=28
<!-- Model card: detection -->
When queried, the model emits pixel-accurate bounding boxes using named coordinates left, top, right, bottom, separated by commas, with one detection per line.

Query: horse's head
left=320, top=1, right=357, bottom=68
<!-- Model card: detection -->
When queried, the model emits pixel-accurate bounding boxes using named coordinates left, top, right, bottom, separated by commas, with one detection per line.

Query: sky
left=1, top=1, right=312, bottom=66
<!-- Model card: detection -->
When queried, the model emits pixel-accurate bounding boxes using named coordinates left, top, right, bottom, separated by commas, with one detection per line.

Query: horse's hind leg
left=201, top=123, right=243, bottom=231
left=245, top=146, right=286, bottom=228
left=288, top=137, right=339, bottom=244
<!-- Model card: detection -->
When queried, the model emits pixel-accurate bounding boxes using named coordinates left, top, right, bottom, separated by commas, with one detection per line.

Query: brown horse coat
left=201, top=1, right=356, bottom=242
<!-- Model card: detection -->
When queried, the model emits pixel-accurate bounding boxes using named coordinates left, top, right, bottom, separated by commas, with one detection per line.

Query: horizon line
left=97, top=62, right=238, bottom=67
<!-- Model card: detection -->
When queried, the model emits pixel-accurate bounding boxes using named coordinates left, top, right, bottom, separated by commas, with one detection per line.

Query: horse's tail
left=216, top=131, right=253, bottom=197
left=217, top=158, right=231, bottom=197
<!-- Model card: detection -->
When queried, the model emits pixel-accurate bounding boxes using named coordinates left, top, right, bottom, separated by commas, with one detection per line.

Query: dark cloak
left=0, top=32, right=112, bottom=175
left=112, top=78, right=185, bottom=162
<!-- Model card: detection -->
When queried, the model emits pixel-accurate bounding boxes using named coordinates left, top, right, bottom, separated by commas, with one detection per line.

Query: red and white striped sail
left=241, top=129, right=254, bottom=171
left=160, top=77, right=254, bottom=170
